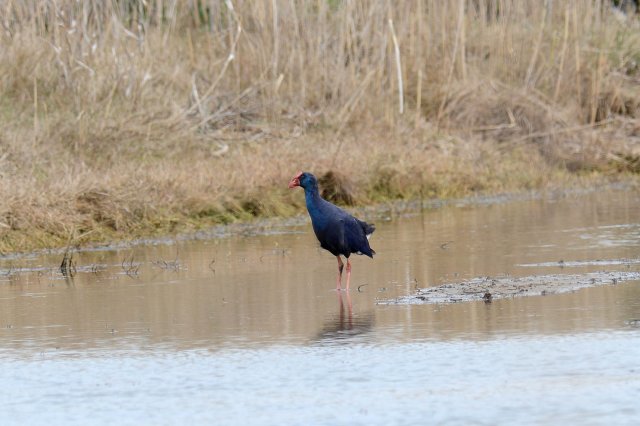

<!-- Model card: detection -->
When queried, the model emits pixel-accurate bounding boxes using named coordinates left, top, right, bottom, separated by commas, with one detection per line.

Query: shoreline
left=1, top=181, right=636, bottom=260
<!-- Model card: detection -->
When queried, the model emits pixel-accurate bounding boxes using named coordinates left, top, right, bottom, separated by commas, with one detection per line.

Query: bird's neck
left=304, top=186, right=322, bottom=213
left=304, top=185, right=331, bottom=229
left=304, top=185, right=320, bottom=201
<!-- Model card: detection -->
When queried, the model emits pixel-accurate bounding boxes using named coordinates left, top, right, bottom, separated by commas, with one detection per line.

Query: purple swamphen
left=288, top=171, right=376, bottom=291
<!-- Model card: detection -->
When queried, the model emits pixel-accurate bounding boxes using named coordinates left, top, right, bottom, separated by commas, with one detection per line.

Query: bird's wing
left=343, top=216, right=368, bottom=252
left=312, top=211, right=347, bottom=256
left=313, top=198, right=374, bottom=256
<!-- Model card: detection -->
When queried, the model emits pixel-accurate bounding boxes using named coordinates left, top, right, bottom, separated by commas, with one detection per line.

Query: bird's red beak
left=288, top=171, right=303, bottom=189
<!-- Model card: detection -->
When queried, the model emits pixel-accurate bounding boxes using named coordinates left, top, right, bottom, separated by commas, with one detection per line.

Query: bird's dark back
left=309, top=197, right=375, bottom=258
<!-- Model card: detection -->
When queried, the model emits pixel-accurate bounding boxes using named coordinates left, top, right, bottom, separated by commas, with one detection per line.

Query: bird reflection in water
left=314, top=292, right=374, bottom=344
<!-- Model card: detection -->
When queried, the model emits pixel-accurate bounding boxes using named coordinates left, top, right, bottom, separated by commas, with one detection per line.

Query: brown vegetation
left=0, top=1, right=639, bottom=253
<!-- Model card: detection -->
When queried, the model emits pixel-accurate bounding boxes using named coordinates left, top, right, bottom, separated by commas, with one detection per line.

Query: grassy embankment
left=0, top=1, right=639, bottom=253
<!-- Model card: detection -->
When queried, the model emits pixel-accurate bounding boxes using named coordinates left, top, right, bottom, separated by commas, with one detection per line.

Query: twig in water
left=151, top=258, right=180, bottom=271
left=60, top=247, right=76, bottom=277
left=121, top=254, right=139, bottom=277
left=440, top=241, right=453, bottom=250
left=1, top=264, right=14, bottom=277
left=90, top=264, right=106, bottom=274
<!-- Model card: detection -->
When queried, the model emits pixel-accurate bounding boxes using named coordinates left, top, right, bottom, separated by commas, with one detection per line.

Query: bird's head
left=288, top=171, right=317, bottom=190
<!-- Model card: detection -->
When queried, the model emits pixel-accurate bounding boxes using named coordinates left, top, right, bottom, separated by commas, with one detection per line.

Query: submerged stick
left=60, top=230, right=76, bottom=277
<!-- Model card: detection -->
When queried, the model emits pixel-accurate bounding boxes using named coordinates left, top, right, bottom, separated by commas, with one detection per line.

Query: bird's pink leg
left=336, top=256, right=344, bottom=291
left=336, top=291, right=353, bottom=328
left=345, top=259, right=352, bottom=292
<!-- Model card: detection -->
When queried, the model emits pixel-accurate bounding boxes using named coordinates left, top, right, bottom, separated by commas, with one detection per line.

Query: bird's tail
left=358, top=220, right=376, bottom=257
left=359, top=220, right=375, bottom=239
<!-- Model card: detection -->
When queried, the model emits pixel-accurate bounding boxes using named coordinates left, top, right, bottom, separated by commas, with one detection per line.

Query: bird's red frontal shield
left=288, top=171, right=303, bottom=188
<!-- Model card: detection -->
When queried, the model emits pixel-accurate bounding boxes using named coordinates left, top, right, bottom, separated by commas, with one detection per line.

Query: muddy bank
left=381, top=271, right=640, bottom=305
left=2, top=184, right=634, bottom=260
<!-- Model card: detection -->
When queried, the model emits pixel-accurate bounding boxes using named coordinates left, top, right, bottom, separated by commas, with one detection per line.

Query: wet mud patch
left=381, top=271, right=640, bottom=305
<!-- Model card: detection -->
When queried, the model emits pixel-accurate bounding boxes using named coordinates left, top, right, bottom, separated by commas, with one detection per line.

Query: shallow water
left=1, top=190, right=639, bottom=425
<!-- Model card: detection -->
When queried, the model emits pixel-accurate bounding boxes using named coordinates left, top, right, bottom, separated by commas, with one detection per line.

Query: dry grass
left=0, top=0, right=639, bottom=253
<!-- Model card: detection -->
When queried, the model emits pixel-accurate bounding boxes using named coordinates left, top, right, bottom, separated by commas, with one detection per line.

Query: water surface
left=1, top=190, right=639, bottom=425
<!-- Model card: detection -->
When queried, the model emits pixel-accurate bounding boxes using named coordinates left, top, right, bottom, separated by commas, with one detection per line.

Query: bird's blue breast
left=305, top=190, right=329, bottom=230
